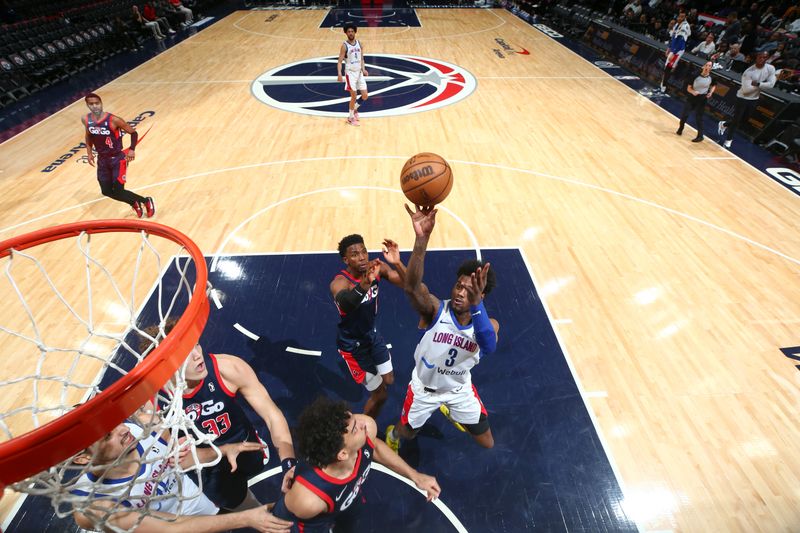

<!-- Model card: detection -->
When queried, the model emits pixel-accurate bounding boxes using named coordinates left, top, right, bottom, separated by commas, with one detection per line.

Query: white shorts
left=344, top=69, right=367, bottom=92
left=400, top=378, right=487, bottom=430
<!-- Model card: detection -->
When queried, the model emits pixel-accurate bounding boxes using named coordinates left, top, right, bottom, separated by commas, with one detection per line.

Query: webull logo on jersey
left=437, top=367, right=468, bottom=376
left=41, top=110, right=155, bottom=173
left=251, top=54, right=476, bottom=118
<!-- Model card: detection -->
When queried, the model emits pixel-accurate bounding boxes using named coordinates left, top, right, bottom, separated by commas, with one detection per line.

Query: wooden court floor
left=2, top=8, right=800, bottom=532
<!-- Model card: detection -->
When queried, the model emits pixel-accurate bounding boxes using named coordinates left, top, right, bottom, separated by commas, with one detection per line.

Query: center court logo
left=250, top=54, right=477, bottom=118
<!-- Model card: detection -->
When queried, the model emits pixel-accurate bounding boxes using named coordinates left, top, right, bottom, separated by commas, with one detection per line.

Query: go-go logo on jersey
left=251, top=54, right=477, bottom=118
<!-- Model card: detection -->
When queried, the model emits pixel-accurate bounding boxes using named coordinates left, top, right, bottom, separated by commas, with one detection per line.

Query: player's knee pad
left=463, top=412, right=490, bottom=436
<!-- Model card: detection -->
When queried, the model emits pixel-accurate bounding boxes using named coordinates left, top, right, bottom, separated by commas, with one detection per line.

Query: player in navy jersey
left=82, top=93, right=155, bottom=218
left=142, top=321, right=295, bottom=512
left=385, top=205, right=499, bottom=453
left=330, top=235, right=406, bottom=418
left=272, top=396, right=440, bottom=532
left=337, top=24, right=368, bottom=126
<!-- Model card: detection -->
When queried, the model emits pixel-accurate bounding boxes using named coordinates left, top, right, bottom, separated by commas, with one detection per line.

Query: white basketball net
left=0, top=229, right=222, bottom=532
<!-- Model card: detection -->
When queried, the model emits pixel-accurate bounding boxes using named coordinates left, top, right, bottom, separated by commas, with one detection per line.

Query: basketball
left=400, top=152, right=453, bottom=206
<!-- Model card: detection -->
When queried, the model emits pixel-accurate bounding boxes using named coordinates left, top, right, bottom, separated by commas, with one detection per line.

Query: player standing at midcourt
left=337, top=24, right=368, bottom=127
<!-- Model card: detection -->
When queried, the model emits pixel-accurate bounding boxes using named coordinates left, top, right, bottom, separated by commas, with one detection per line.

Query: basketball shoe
left=385, top=425, right=400, bottom=453
left=347, top=117, right=360, bottom=126
left=132, top=201, right=143, bottom=218
left=439, top=405, right=466, bottom=433
left=144, top=197, right=156, bottom=218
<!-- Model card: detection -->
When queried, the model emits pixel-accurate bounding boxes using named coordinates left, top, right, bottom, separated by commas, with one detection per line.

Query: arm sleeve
left=128, top=129, right=138, bottom=150
left=469, top=301, right=497, bottom=355
left=335, top=285, right=366, bottom=313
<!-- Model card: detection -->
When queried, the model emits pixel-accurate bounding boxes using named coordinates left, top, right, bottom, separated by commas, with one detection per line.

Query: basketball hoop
left=0, top=220, right=212, bottom=529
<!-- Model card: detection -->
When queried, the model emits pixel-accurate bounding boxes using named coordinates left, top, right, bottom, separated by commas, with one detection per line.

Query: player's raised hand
left=405, top=204, right=437, bottom=238
left=221, top=441, right=266, bottom=473
left=465, top=262, right=491, bottom=306
left=382, top=238, right=400, bottom=265
left=244, top=504, right=293, bottom=533
left=366, top=259, right=381, bottom=283
left=412, top=472, right=441, bottom=502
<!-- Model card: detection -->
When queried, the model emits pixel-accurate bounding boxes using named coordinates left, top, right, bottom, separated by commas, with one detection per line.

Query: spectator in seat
left=132, top=5, right=165, bottom=40
left=720, top=12, right=741, bottom=45
left=714, top=42, right=744, bottom=70
left=143, top=1, right=176, bottom=35
left=168, top=0, right=193, bottom=25
left=767, top=41, right=787, bottom=65
left=113, top=16, right=142, bottom=51
left=692, top=32, right=716, bottom=58
left=739, top=21, right=758, bottom=58
left=623, top=0, right=642, bottom=17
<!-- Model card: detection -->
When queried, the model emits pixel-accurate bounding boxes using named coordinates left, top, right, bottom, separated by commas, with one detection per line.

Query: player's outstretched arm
left=380, top=238, right=406, bottom=287
left=218, top=355, right=295, bottom=462
left=404, top=205, right=440, bottom=324
left=75, top=502, right=292, bottom=533
left=361, top=415, right=441, bottom=502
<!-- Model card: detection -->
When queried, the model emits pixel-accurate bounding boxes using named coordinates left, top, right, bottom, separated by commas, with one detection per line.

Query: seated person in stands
left=113, top=16, right=141, bottom=51
left=132, top=4, right=166, bottom=40
left=143, top=1, right=177, bottom=35
left=692, top=32, right=716, bottom=58
left=166, top=0, right=193, bottom=25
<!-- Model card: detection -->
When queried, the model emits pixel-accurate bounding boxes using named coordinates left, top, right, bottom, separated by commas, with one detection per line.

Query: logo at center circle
left=251, top=54, right=477, bottom=118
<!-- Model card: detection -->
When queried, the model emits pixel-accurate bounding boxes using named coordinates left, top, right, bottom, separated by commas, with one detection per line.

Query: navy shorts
left=97, top=153, right=127, bottom=185
left=191, top=432, right=269, bottom=510
left=337, top=329, right=392, bottom=389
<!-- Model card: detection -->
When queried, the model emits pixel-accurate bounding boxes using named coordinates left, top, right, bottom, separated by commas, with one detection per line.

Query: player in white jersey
left=69, top=405, right=294, bottom=532
left=336, top=24, right=368, bottom=127
left=660, top=11, right=691, bottom=92
left=386, top=205, right=500, bottom=452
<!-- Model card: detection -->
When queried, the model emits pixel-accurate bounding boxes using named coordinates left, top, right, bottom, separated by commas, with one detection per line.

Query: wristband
left=281, top=457, right=297, bottom=473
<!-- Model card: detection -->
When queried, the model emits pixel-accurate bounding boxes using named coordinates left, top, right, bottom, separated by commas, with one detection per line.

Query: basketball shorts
left=192, top=431, right=269, bottom=510
left=96, top=153, right=127, bottom=185
left=344, top=69, right=367, bottom=92
left=665, top=49, right=684, bottom=69
left=400, top=377, right=487, bottom=430
left=337, top=332, right=392, bottom=392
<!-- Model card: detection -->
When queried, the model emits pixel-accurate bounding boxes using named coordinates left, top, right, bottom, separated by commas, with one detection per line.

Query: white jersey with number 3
left=411, top=300, right=482, bottom=392
left=344, top=40, right=362, bottom=72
